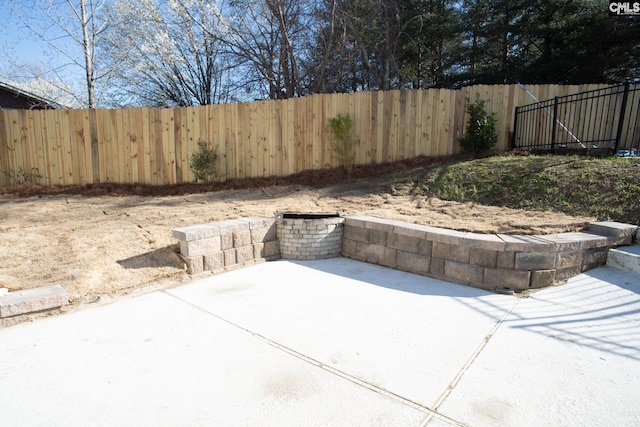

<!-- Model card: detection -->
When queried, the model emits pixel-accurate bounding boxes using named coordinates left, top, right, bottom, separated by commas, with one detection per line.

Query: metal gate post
left=551, top=97, right=558, bottom=153
left=512, top=106, right=520, bottom=150
left=614, top=82, right=630, bottom=154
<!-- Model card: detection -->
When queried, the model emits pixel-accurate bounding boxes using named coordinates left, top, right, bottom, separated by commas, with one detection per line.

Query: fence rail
left=0, top=84, right=609, bottom=186
left=512, top=83, right=640, bottom=155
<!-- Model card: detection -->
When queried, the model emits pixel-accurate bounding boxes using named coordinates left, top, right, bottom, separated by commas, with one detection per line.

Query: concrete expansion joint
left=163, top=289, right=460, bottom=425
left=425, top=298, right=521, bottom=426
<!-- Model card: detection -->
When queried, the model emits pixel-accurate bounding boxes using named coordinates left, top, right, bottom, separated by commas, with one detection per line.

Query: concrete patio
left=1, top=258, right=639, bottom=426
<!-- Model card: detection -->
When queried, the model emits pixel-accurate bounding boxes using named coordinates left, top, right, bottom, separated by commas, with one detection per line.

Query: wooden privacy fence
left=0, top=84, right=607, bottom=186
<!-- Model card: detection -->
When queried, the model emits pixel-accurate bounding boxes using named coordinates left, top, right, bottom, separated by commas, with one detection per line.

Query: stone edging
left=171, top=215, right=638, bottom=293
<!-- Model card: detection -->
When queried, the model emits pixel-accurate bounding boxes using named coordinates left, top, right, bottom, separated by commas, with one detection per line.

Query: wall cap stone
left=171, top=224, right=220, bottom=241
left=0, top=285, right=69, bottom=318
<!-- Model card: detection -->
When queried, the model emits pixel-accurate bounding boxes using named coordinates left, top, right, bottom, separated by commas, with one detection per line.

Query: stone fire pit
left=276, top=213, right=345, bottom=260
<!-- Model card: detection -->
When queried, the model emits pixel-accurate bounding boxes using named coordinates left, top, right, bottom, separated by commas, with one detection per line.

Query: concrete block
left=484, top=268, right=530, bottom=291
left=343, top=225, right=369, bottom=243
left=369, top=229, right=387, bottom=245
left=530, top=269, right=556, bottom=289
left=250, top=225, right=277, bottom=243
left=220, top=233, right=234, bottom=250
left=444, top=261, right=484, bottom=286
left=232, top=230, right=252, bottom=248
left=418, top=240, right=433, bottom=256
left=582, top=247, right=609, bottom=266
left=433, top=242, right=470, bottom=263
left=263, top=241, right=281, bottom=258
left=363, top=218, right=396, bottom=233
left=343, top=215, right=368, bottom=228
left=542, top=232, right=610, bottom=250
left=380, top=248, right=397, bottom=268
left=498, top=234, right=556, bottom=252
left=240, top=216, right=275, bottom=229
left=223, top=249, right=236, bottom=267
left=341, top=238, right=357, bottom=257
left=463, top=233, right=506, bottom=251
left=425, top=227, right=466, bottom=245
left=216, top=219, right=251, bottom=234
left=606, top=246, right=640, bottom=275
left=252, top=243, right=265, bottom=259
left=357, top=242, right=386, bottom=264
left=236, top=246, right=254, bottom=264
left=430, top=257, right=445, bottom=277
left=181, top=255, right=203, bottom=275
left=0, top=285, right=69, bottom=318
left=470, top=248, right=498, bottom=268
left=393, top=222, right=428, bottom=239
left=588, top=221, right=638, bottom=245
left=514, top=252, right=556, bottom=270
left=497, top=251, right=516, bottom=269
left=556, top=251, right=582, bottom=269
left=171, top=224, right=220, bottom=242
left=180, top=236, right=221, bottom=257
left=387, top=233, right=420, bottom=253
left=204, top=253, right=224, bottom=271
left=396, top=251, right=430, bottom=275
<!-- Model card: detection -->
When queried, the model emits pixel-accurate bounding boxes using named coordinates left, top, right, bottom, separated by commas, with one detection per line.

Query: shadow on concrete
left=292, top=258, right=640, bottom=361
left=287, top=258, right=490, bottom=299
left=502, top=268, right=640, bottom=361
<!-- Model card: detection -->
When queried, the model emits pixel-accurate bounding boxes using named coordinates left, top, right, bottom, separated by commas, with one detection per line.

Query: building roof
left=0, top=81, right=67, bottom=110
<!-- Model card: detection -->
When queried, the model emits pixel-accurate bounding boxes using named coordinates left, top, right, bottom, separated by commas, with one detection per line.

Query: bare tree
left=215, top=0, right=315, bottom=100
left=3, top=0, right=109, bottom=108
left=100, top=0, right=231, bottom=107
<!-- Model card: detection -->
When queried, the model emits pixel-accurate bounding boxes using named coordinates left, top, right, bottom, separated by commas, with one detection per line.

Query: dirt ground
left=0, top=156, right=594, bottom=304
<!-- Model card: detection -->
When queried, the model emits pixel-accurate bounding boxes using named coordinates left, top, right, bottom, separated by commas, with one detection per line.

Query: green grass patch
left=408, top=155, right=640, bottom=224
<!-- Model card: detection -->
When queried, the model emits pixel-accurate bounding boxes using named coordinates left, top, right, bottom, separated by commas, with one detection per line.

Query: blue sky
left=0, top=1, right=78, bottom=83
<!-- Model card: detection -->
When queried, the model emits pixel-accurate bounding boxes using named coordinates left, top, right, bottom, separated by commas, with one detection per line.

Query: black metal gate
left=512, top=83, right=640, bottom=155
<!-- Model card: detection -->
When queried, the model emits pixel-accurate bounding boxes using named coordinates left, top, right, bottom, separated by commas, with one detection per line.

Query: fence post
left=512, top=106, right=519, bottom=150
left=551, top=97, right=558, bottom=153
left=614, top=81, right=630, bottom=154
left=89, top=108, right=100, bottom=184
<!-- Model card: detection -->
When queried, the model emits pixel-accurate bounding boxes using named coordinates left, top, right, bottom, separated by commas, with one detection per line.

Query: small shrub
left=189, top=140, right=218, bottom=183
left=459, top=94, right=498, bottom=153
left=328, top=113, right=355, bottom=172
left=3, top=167, right=42, bottom=186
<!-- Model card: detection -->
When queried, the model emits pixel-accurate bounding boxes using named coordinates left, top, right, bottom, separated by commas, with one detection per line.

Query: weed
left=189, top=140, right=218, bottom=183
left=3, top=167, right=42, bottom=186
left=328, top=113, right=355, bottom=172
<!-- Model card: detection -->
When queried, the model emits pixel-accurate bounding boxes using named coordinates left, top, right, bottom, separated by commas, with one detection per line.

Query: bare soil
left=0, top=156, right=593, bottom=304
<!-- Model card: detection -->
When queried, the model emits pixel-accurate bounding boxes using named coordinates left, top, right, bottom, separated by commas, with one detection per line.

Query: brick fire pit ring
left=276, top=212, right=345, bottom=260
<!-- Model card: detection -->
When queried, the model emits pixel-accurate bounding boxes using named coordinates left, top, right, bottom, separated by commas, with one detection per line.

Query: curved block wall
left=276, top=214, right=344, bottom=260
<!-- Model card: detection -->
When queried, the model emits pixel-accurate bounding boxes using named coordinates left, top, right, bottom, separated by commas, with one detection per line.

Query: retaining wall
left=341, top=216, right=637, bottom=291
left=171, top=217, right=279, bottom=275
left=172, top=215, right=637, bottom=293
